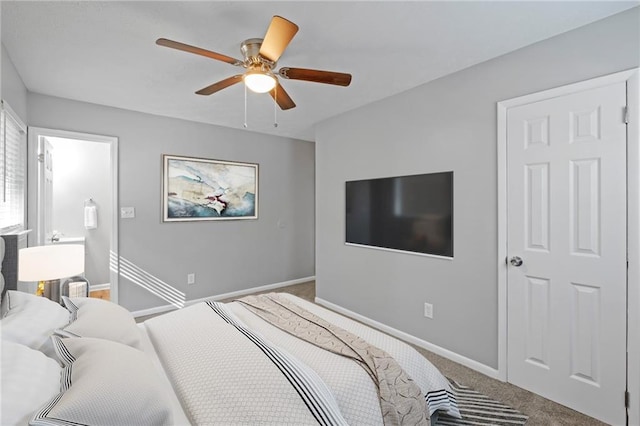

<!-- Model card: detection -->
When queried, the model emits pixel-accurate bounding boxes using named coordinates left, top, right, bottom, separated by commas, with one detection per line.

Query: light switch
left=121, top=207, right=135, bottom=219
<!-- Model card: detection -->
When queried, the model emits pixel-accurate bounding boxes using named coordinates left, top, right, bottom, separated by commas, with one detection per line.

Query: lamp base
left=38, top=279, right=61, bottom=302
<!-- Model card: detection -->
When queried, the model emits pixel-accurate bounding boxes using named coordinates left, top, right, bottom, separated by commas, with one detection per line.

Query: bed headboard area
left=0, top=233, right=21, bottom=299
left=0, top=236, right=5, bottom=298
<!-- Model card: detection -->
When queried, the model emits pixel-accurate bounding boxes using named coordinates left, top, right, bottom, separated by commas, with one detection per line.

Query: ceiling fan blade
left=278, top=67, right=352, bottom=86
left=156, top=38, right=243, bottom=66
left=195, top=75, right=243, bottom=95
left=269, top=80, right=296, bottom=110
left=259, top=16, right=299, bottom=63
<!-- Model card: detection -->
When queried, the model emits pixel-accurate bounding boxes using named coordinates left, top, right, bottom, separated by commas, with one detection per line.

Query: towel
left=84, top=205, right=97, bottom=229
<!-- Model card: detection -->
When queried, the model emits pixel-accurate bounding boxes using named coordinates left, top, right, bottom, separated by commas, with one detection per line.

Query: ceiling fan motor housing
left=241, top=38, right=274, bottom=69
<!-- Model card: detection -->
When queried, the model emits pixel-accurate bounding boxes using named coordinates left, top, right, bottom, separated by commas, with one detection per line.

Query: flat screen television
left=345, top=171, right=453, bottom=257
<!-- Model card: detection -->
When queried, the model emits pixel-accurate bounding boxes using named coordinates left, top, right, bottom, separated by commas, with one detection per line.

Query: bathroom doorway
left=27, top=127, right=119, bottom=303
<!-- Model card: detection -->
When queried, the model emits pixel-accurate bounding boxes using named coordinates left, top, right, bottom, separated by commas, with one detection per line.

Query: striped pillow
left=55, top=296, right=141, bottom=348
left=31, top=336, right=173, bottom=426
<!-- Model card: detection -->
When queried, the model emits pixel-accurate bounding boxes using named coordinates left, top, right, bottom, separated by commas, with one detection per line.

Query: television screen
left=345, top=171, right=453, bottom=257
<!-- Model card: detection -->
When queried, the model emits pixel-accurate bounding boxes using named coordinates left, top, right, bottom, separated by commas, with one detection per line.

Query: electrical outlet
left=187, top=273, right=195, bottom=285
left=424, top=302, right=433, bottom=319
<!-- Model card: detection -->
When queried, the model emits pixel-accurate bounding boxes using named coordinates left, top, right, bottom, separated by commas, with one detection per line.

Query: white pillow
left=56, top=296, right=142, bottom=348
left=0, top=291, right=70, bottom=357
left=1, top=341, right=61, bottom=426
left=31, top=336, right=173, bottom=426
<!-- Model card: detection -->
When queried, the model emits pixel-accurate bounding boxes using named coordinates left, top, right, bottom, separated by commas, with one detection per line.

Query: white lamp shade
left=18, top=245, right=85, bottom=282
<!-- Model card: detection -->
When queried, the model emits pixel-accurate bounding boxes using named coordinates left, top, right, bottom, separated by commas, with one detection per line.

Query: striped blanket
left=237, top=293, right=429, bottom=425
left=145, top=302, right=346, bottom=425
left=146, top=293, right=460, bottom=425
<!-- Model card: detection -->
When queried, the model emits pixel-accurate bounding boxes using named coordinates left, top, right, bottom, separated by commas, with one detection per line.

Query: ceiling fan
left=156, top=16, right=352, bottom=110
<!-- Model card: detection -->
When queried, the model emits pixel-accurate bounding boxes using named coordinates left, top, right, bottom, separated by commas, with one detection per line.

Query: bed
left=1, top=245, right=459, bottom=425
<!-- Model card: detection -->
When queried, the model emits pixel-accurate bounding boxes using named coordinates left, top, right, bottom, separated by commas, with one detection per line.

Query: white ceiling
left=2, top=1, right=637, bottom=141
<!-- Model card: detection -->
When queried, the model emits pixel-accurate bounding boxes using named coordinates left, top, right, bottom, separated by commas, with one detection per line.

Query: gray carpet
left=434, top=379, right=528, bottom=425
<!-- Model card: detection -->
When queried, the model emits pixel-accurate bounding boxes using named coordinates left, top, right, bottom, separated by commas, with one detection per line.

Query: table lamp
left=18, top=244, right=84, bottom=302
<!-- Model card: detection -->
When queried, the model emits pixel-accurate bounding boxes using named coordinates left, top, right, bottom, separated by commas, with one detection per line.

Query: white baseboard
left=131, top=276, right=315, bottom=318
left=315, top=297, right=501, bottom=380
left=131, top=301, right=180, bottom=319
left=90, top=283, right=111, bottom=292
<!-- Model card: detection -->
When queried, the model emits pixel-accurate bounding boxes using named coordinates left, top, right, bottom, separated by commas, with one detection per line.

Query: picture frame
left=162, top=154, right=258, bottom=222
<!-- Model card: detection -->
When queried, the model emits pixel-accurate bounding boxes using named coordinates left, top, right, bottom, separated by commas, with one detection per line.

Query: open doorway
left=27, top=127, right=118, bottom=303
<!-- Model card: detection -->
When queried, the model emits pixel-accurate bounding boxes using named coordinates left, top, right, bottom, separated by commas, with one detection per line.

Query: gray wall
left=1, top=44, right=28, bottom=122
left=28, top=93, right=315, bottom=311
left=49, top=137, right=111, bottom=285
left=315, top=8, right=640, bottom=368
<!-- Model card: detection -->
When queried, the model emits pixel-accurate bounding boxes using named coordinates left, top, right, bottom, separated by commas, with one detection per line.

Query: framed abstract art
left=162, top=155, right=258, bottom=222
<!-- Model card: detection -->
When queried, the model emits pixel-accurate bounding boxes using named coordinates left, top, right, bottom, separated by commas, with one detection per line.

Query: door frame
left=496, top=68, right=639, bottom=423
left=27, top=127, right=119, bottom=304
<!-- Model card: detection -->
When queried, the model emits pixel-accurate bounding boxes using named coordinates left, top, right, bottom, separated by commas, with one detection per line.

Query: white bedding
left=145, top=301, right=348, bottom=425
left=1, top=289, right=457, bottom=425
left=0, top=341, right=61, bottom=425
left=144, top=293, right=458, bottom=425
left=138, top=322, right=192, bottom=425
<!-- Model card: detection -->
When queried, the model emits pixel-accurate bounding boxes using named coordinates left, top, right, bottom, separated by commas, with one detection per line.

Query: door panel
left=524, top=276, right=550, bottom=368
left=570, top=159, right=600, bottom=256
left=507, top=81, right=627, bottom=424
left=525, top=163, right=550, bottom=251
left=43, top=138, right=54, bottom=244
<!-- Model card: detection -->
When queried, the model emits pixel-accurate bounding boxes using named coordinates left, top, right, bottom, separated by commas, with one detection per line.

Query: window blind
left=0, top=101, right=27, bottom=233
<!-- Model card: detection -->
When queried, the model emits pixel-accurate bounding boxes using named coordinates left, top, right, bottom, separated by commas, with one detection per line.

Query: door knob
left=509, top=256, right=523, bottom=267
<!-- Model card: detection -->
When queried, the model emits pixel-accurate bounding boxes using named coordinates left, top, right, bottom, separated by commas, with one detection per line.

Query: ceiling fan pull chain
left=243, top=84, right=248, bottom=128
left=274, top=85, right=278, bottom=128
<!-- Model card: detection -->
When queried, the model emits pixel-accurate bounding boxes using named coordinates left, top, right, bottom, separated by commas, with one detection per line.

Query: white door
left=41, top=137, right=54, bottom=245
left=506, top=81, right=627, bottom=424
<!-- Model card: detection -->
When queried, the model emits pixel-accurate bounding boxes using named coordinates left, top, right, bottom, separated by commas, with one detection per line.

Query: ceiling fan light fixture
left=243, top=70, right=276, bottom=93
left=157, top=15, right=351, bottom=111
